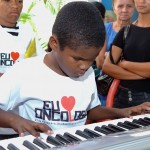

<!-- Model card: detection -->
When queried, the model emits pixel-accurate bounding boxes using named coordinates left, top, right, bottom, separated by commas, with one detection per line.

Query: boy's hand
left=10, top=116, right=53, bottom=138
left=120, top=102, right=150, bottom=118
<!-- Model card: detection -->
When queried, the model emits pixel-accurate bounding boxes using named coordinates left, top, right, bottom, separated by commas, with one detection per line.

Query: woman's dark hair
left=52, top=1, right=105, bottom=51
left=91, top=1, right=106, bottom=19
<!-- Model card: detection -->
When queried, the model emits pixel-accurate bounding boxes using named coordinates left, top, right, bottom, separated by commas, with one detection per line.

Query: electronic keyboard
left=0, top=114, right=150, bottom=150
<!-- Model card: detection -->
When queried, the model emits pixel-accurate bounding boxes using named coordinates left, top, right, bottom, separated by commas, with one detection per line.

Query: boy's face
left=0, top=0, right=23, bottom=27
left=50, top=37, right=101, bottom=78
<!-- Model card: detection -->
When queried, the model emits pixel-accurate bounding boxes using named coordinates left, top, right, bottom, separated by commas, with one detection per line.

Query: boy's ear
left=49, top=35, right=58, bottom=50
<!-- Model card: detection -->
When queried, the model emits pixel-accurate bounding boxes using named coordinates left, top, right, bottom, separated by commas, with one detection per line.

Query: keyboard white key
left=0, top=114, right=150, bottom=150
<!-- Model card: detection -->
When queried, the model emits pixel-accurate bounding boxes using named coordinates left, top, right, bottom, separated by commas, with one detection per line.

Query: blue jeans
left=113, top=85, right=150, bottom=108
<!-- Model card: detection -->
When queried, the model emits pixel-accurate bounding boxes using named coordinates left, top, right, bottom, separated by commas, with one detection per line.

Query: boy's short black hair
left=91, top=1, right=106, bottom=19
left=52, top=1, right=105, bottom=51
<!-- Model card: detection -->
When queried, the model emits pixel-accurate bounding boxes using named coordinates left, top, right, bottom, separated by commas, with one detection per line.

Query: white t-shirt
left=0, top=22, right=43, bottom=73
left=0, top=54, right=100, bottom=131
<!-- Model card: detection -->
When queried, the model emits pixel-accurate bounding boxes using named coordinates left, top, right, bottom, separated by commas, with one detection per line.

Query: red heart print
left=11, top=52, right=20, bottom=61
left=61, top=96, right=75, bottom=111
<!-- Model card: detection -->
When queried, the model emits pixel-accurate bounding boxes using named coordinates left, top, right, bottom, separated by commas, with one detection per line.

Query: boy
left=0, top=1, right=150, bottom=139
left=0, top=0, right=43, bottom=77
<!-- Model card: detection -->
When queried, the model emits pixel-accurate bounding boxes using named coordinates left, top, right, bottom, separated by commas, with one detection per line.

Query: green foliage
left=19, top=0, right=64, bottom=32
left=44, top=0, right=64, bottom=15
left=19, top=0, right=64, bottom=49
left=43, top=0, right=47, bottom=4
left=19, top=1, right=37, bottom=32
left=27, top=1, right=37, bottom=13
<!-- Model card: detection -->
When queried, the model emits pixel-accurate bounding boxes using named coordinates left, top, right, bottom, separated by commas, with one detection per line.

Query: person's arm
left=0, top=109, right=53, bottom=137
left=87, top=102, right=150, bottom=121
left=102, top=45, right=144, bottom=80
left=87, top=106, right=124, bottom=121
left=118, top=61, right=150, bottom=78
left=95, top=39, right=107, bottom=69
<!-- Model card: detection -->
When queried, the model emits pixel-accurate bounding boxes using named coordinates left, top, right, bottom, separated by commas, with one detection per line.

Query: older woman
left=96, top=0, right=135, bottom=106
left=96, top=0, right=135, bottom=69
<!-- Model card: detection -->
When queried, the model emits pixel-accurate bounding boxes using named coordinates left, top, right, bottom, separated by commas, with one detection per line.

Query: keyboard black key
left=144, top=117, right=150, bottom=122
left=75, top=130, right=91, bottom=139
left=104, top=125, right=119, bottom=133
left=132, top=119, right=148, bottom=126
left=47, top=135, right=64, bottom=146
left=84, top=128, right=102, bottom=138
left=94, top=126, right=110, bottom=135
left=7, top=144, right=20, bottom=150
left=33, top=138, right=50, bottom=149
left=23, top=140, right=40, bottom=150
left=101, top=125, right=116, bottom=133
left=0, top=146, right=6, bottom=150
left=124, top=121, right=141, bottom=128
left=55, top=134, right=72, bottom=144
left=63, top=132, right=81, bottom=142
left=117, top=122, right=135, bottom=130
left=139, top=118, right=150, bottom=125
left=108, top=124, right=126, bottom=132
